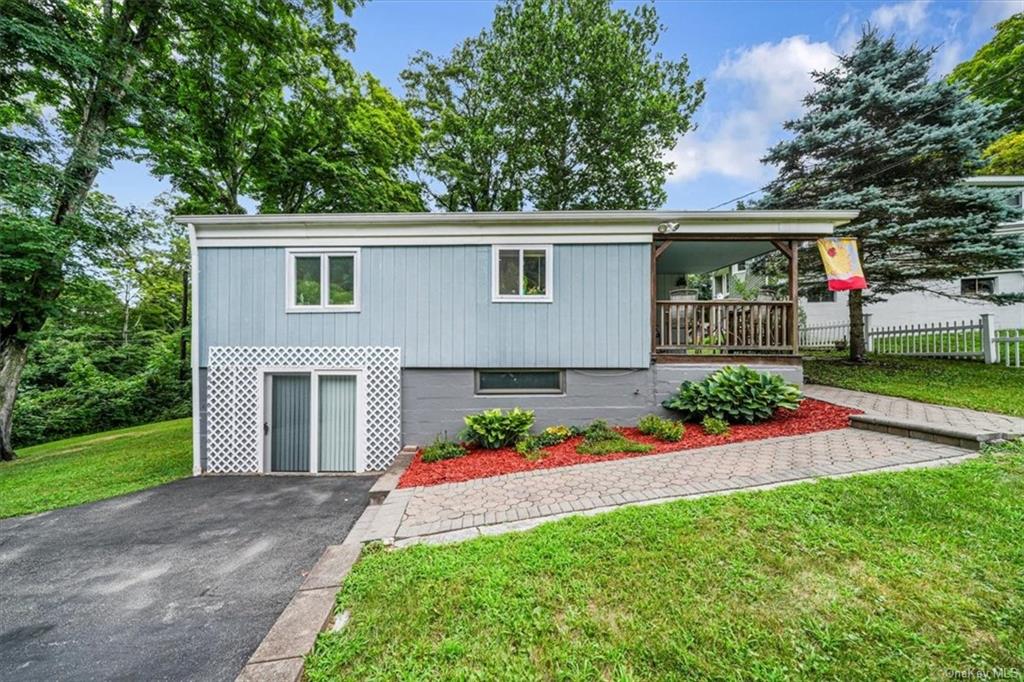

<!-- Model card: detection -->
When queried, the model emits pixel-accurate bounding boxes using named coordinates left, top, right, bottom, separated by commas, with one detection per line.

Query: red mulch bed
left=398, top=398, right=860, bottom=488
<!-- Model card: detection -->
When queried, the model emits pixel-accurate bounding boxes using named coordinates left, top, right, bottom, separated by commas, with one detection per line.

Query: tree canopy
left=759, top=29, right=1023, bottom=360
left=402, top=0, right=704, bottom=211
left=1, top=0, right=413, bottom=458
left=137, top=1, right=423, bottom=214
left=950, top=12, right=1023, bottom=174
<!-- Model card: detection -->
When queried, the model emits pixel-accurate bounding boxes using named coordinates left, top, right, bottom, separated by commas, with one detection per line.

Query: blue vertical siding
left=198, top=244, right=651, bottom=368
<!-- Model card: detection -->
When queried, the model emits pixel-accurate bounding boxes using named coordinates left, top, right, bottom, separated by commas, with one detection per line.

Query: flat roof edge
left=176, top=209, right=860, bottom=228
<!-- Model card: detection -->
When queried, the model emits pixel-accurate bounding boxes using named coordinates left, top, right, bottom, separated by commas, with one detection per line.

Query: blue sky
left=95, top=0, right=1021, bottom=212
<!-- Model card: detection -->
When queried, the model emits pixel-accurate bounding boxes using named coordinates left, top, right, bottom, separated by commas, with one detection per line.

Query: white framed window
left=491, top=245, right=553, bottom=302
left=285, top=249, right=361, bottom=312
left=960, top=276, right=996, bottom=296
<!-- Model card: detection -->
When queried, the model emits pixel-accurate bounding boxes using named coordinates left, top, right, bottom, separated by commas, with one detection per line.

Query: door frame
left=256, top=366, right=368, bottom=474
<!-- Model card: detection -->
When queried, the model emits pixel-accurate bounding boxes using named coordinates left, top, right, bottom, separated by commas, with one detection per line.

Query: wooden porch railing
left=655, top=300, right=795, bottom=354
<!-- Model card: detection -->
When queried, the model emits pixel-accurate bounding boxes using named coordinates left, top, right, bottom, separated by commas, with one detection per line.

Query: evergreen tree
left=759, top=30, right=1023, bottom=361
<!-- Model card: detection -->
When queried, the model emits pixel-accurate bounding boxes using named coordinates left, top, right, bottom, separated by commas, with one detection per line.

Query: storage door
left=269, top=374, right=311, bottom=472
left=318, top=375, right=357, bottom=472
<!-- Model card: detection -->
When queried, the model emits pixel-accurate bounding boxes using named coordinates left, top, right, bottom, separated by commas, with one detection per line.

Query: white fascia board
left=185, top=211, right=856, bottom=247
left=965, top=176, right=1024, bottom=187
left=175, top=209, right=859, bottom=228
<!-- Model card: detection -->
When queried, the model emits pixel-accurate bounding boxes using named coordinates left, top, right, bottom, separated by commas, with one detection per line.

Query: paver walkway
left=383, top=428, right=971, bottom=542
left=804, top=385, right=1024, bottom=437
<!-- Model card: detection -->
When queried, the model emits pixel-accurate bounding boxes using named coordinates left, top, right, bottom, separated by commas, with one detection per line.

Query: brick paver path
left=805, top=385, right=1024, bottom=436
left=389, top=428, right=970, bottom=540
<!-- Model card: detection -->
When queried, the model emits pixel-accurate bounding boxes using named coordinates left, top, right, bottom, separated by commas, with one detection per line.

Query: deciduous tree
left=950, top=12, right=1023, bottom=174
left=0, top=0, right=354, bottom=459
left=402, top=0, right=704, bottom=211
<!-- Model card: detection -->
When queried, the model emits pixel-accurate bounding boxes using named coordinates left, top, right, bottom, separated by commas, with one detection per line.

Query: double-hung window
left=492, top=245, right=553, bottom=302
left=286, top=249, right=360, bottom=312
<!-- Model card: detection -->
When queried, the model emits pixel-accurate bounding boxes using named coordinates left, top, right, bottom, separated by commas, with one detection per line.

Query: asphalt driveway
left=0, top=475, right=375, bottom=681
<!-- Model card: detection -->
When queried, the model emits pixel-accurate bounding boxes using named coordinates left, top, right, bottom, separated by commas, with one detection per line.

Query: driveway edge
left=235, top=454, right=415, bottom=682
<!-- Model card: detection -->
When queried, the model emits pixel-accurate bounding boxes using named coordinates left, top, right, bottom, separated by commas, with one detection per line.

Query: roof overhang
left=176, top=210, right=859, bottom=247
left=965, top=175, right=1024, bottom=187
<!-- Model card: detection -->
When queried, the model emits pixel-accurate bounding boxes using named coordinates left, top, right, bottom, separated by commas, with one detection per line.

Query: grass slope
left=0, top=418, right=192, bottom=519
left=805, top=353, right=1024, bottom=417
left=308, top=443, right=1024, bottom=681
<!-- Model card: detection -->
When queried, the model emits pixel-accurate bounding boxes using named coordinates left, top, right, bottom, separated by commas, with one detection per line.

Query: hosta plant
left=461, top=408, right=535, bottom=449
left=662, top=365, right=802, bottom=424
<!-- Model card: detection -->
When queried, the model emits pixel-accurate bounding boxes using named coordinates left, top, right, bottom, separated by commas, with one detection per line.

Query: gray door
left=318, top=375, right=357, bottom=472
left=269, top=374, right=311, bottom=472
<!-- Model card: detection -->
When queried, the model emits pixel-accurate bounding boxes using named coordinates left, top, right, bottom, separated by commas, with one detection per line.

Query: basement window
left=476, top=370, right=565, bottom=395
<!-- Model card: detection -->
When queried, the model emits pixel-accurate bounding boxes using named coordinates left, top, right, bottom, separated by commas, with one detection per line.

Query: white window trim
left=285, top=248, right=361, bottom=313
left=491, top=244, right=554, bottom=303
left=257, top=366, right=368, bottom=474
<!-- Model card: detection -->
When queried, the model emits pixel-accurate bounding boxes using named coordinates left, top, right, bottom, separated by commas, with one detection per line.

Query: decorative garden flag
left=817, top=238, right=867, bottom=291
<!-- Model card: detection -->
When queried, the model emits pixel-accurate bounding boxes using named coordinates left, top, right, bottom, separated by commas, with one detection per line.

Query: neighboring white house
left=800, top=176, right=1024, bottom=330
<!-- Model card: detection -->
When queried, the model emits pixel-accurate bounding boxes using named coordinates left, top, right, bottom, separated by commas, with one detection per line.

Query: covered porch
left=651, top=234, right=805, bottom=362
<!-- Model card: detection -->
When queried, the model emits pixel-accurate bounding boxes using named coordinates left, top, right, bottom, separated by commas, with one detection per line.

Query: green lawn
left=307, top=443, right=1024, bottom=681
left=805, top=352, right=1024, bottom=417
left=0, top=418, right=192, bottom=519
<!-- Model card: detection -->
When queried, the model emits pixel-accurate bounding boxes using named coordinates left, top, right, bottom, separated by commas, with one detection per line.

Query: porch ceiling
left=656, top=240, right=778, bottom=275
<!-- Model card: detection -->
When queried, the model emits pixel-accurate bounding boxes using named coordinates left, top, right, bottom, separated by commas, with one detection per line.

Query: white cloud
left=969, top=0, right=1021, bottom=36
left=870, top=0, right=932, bottom=33
left=931, top=39, right=964, bottom=76
left=667, top=36, right=838, bottom=183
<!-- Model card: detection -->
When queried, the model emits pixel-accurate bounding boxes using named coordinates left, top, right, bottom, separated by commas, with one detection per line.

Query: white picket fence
left=800, top=313, right=1023, bottom=367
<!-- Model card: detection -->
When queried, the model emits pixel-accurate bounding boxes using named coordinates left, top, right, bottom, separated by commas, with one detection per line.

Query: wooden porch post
left=789, top=240, right=799, bottom=355
left=650, top=240, right=672, bottom=356
left=650, top=242, right=657, bottom=356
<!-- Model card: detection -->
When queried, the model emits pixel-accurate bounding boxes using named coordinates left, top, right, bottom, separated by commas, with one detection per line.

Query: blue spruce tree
left=759, top=29, right=1023, bottom=361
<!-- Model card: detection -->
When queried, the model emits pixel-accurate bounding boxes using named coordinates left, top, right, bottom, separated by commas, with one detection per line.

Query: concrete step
left=368, top=446, right=417, bottom=504
left=849, top=414, right=1008, bottom=451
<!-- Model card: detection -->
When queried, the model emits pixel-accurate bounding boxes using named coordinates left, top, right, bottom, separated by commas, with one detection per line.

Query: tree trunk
left=0, top=333, right=29, bottom=461
left=848, top=288, right=866, bottom=362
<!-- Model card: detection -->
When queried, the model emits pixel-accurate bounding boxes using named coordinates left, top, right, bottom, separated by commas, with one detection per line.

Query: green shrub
left=701, top=416, right=730, bottom=436
left=637, top=414, right=685, bottom=442
left=514, top=424, right=578, bottom=460
left=420, top=435, right=467, bottom=463
left=661, top=365, right=802, bottom=424
left=576, top=419, right=653, bottom=456
left=461, top=408, right=535, bottom=449
left=539, top=425, right=577, bottom=444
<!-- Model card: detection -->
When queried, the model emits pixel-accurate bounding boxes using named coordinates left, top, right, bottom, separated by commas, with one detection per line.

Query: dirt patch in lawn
left=398, top=398, right=860, bottom=488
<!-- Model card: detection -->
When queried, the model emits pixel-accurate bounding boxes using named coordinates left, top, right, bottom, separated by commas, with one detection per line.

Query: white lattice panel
left=207, top=346, right=401, bottom=473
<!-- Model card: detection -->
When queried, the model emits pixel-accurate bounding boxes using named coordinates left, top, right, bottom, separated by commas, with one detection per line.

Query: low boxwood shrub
left=576, top=419, right=653, bottom=456
left=637, top=414, right=685, bottom=442
left=661, top=365, right=802, bottom=424
left=461, top=408, right=534, bottom=449
left=701, top=415, right=730, bottom=436
left=420, top=435, right=467, bottom=463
